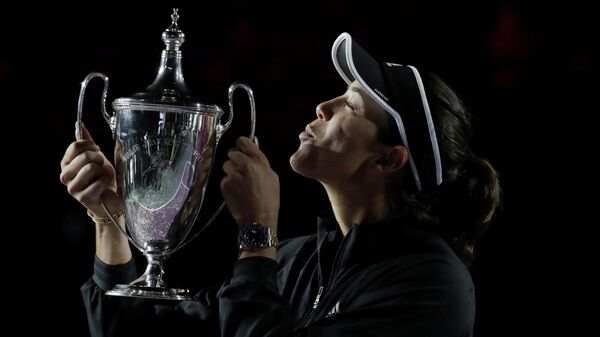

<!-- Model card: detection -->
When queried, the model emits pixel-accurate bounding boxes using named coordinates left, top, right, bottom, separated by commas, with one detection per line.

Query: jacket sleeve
left=81, top=257, right=221, bottom=337
left=218, top=256, right=298, bottom=337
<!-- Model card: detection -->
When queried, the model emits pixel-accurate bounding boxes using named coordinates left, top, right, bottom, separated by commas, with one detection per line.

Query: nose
left=315, top=98, right=336, bottom=121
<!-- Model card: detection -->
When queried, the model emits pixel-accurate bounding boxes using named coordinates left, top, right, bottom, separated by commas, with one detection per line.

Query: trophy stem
left=135, top=250, right=168, bottom=288
left=105, top=242, right=192, bottom=300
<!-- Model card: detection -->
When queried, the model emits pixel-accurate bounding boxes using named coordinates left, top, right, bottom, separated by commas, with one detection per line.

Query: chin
left=290, top=146, right=318, bottom=179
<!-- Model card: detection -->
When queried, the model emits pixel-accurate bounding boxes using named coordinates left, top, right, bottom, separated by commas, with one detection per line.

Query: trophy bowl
left=76, top=9, right=256, bottom=300
left=115, top=103, right=218, bottom=258
left=109, top=101, right=222, bottom=300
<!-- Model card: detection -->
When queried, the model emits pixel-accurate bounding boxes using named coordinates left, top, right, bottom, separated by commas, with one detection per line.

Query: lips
left=305, top=125, right=315, bottom=138
left=299, top=125, right=316, bottom=141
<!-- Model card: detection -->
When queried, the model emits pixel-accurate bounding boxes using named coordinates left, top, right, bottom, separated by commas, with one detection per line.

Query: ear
left=373, top=145, right=408, bottom=176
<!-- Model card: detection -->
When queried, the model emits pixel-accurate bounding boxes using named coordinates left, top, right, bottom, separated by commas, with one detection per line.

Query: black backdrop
left=4, top=1, right=596, bottom=336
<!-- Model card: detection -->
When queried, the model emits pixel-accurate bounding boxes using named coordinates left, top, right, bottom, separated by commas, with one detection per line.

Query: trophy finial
left=162, top=8, right=185, bottom=50
left=171, top=8, right=179, bottom=28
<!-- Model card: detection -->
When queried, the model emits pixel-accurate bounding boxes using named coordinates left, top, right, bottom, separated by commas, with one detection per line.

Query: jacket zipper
left=312, top=286, right=324, bottom=308
left=323, top=232, right=350, bottom=295
left=296, top=233, right=350, bottom=329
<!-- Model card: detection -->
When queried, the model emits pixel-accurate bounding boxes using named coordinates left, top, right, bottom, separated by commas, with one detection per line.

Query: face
left=290, top=81, right=389, bottom=184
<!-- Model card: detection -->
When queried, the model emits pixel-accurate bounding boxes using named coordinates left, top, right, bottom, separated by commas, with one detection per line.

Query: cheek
left=333, top=123, right=377, bottom=152
left=326, top=127, right=350, bottom=152
left=320, top=122, right=355, bottom=152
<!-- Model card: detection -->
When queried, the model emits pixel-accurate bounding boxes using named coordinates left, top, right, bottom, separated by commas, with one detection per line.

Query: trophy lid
left=113, top=9, right=218, bottom=115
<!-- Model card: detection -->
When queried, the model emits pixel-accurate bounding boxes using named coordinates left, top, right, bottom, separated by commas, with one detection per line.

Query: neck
left=323, top=183, right=389, bottom=236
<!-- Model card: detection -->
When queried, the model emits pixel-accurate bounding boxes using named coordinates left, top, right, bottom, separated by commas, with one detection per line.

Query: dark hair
left=378, top=72, right=501, bottom=266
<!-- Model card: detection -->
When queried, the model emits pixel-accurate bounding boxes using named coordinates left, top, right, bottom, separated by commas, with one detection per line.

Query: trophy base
left=106, top=284, right=192, bottom=301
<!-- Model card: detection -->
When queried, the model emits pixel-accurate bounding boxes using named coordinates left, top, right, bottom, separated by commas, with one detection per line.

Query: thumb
left=75, top=122, right=95, bottom=142
left=101, top=189, right=121, bottom=210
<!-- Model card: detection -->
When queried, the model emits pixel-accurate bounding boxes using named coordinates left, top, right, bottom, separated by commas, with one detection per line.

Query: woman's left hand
left=220, top=137, right=280, bottom=232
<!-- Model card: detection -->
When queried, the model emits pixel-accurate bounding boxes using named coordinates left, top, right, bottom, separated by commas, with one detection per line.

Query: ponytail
left=380, top=72, right=502, bottom=265
left=438, top=155, right=501, bottom=265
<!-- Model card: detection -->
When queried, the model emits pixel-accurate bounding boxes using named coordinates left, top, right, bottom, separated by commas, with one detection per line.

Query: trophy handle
left=76, top=72, right=143, bottom=252
left=216, top=82, right=257, bottom=141
left=173, top=82, right=258, bottom=253
left=76, top=72, right=115, bottom=140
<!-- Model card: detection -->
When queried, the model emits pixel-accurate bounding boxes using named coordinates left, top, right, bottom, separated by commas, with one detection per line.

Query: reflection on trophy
left=76, top=9, right=256, bottom=300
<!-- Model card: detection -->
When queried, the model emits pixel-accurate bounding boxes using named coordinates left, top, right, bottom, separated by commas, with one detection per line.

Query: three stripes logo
left=325, top=300, right=341, bottom=318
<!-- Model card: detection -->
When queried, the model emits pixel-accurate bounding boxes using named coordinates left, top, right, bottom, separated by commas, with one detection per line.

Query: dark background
left=4, top=1, right=596, bottom=335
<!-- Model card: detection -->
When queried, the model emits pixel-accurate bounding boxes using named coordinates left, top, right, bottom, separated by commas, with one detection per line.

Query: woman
left=60, top=32, right=500, bottom=337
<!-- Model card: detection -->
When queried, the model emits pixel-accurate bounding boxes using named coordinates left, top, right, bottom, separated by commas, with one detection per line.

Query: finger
left=67, top=162, right=104, bottom=195
left=74, top=178, right=110, bottom=209
left=82, top=124, right=95, bottom=142
left=236, top=136, right=267, bottom=163
left=235, top=137, right=258, bottom=156
left=223, top=160, right=243, bottom=177
left=70, top=150, right=105, bottom=172
left=61, top=150, right=105, bottom=185
left=227, top=148, right=250, bottom=166
left=75, top=122, right=95, bottom=142
left=61, top=141, right=100, bottom=168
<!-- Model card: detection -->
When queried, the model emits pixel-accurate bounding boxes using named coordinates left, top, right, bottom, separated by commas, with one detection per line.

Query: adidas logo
left=325, top=300, right=341, bottom=317
left=374, top=88, right=389, bottom=101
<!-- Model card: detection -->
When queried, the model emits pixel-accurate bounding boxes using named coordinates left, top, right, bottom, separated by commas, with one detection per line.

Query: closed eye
left=346, top=101, right=357, bottom=113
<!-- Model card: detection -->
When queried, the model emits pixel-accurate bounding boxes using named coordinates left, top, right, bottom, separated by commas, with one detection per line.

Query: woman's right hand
left=60, top=125, right=121, bottom=219
left=61, top=125, right=131, bottom=265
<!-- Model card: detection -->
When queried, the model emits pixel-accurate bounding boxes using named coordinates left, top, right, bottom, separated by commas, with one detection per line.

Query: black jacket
left=82, top=211, right=475, bottom=337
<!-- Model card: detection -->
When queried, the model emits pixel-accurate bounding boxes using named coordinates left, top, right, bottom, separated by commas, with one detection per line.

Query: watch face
left=240, top=224, right=269, bottom=250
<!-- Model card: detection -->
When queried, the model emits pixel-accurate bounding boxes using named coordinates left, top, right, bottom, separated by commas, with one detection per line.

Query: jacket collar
left=316, top=208, right=436, bottom=268
left=316, top=209, right=339, bottom=248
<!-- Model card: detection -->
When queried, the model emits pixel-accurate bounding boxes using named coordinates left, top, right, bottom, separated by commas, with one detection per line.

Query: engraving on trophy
left=122, top=144, right=141, bottom=161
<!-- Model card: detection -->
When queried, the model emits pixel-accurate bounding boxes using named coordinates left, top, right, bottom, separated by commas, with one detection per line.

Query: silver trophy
left=76, top=9, right=256, bottom=300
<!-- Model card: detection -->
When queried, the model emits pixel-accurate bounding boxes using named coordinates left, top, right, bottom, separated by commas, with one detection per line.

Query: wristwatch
left=238, top=222, right=279, bottom=252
